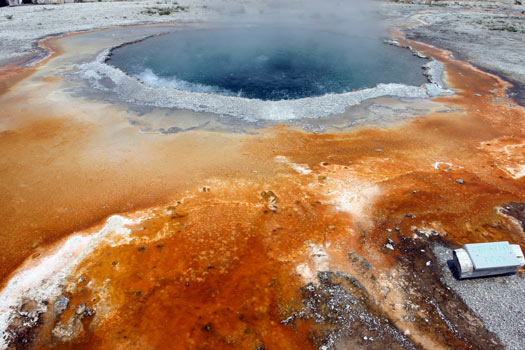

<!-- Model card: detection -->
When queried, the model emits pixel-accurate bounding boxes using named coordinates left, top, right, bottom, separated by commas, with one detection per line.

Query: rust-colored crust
left=0, top=25, right=524, bottom=350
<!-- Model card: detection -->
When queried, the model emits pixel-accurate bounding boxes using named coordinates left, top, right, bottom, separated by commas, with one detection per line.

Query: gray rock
left=54, top=296, right=69, bottom=316
left=76, top=303, right=86, bottom=315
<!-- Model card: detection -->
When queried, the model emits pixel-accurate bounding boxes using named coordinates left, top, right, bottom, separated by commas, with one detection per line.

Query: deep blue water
left=109, top=27, right=428, bottom=101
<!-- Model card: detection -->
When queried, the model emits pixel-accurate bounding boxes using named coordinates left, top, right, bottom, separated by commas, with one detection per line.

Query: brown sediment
left=0, top=63, right=35, bottom=96
left=1, top=25, right=525, bottom=350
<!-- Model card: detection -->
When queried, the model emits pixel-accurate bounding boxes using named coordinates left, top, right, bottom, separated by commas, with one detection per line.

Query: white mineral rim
left=76, top=44, right=453, bottom=122
left=0, top=215, right=136, bottom=349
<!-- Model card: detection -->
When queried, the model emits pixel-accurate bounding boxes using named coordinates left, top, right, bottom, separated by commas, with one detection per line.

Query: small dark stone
left=83, top=308, right=96, bottom=318
left=112, top=261, right=118, bottom=266
left=360, top=260, right=371, bottom=270
left=138, top=246, right=146, bottom=251
left=185, top=282, right=190, bottom=287
left=202, top=323, right=212, bottom=332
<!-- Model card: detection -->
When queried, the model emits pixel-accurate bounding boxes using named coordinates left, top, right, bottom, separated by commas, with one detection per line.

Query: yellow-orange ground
left=0, top=27, right=524, bottom=349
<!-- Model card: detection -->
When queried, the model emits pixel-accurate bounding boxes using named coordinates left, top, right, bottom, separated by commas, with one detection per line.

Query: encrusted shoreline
left=75, top=33, right=452, bottom=122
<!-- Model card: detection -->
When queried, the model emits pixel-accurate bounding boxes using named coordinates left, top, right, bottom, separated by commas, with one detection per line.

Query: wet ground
left=1, top=18, right=525, bottom=350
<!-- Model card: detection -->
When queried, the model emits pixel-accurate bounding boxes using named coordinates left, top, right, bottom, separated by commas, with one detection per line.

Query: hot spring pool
left=108, top=27, right=428, bottom=101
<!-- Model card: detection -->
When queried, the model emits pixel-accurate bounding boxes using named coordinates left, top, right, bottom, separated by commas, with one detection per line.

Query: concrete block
left=453, top=241, right=524, bottom=279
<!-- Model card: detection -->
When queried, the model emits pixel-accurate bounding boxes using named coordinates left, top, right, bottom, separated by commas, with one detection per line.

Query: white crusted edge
left=0, top=215, right=135, bottom=349
left=75, top=48, right=454, bottom=122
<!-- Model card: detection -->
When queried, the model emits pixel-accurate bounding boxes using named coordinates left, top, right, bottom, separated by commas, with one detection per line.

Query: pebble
left=54, top=296, right=69, bottom=316
left=385, top=243, right=395, bottom=251
left=456, top=179, right=465, bottom=184
left=76, top=303, right=86, bottom=315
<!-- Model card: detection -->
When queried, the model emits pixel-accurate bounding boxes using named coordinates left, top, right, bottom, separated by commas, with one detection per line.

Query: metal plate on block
left=465, top=242, right=521, bottom=270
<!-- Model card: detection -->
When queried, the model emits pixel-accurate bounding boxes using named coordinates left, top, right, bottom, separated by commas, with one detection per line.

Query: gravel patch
left=432, top=243, right=525, bottom=350
left=398, top=6, right=525, bottom=105
left=0, top=0, right=219, bottom=65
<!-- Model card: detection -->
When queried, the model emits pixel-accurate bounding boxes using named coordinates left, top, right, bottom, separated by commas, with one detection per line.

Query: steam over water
left=109, top=27, right=428, bottom=101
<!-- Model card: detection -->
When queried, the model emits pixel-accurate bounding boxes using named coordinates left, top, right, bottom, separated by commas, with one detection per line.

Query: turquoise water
left=109, top=27, right=428, bottom=101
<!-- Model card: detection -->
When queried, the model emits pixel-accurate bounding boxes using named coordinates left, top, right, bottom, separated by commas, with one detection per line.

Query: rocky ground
left=385, top=1, right=525, bottom=105
left=0, top=0, right=202, bottom=65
